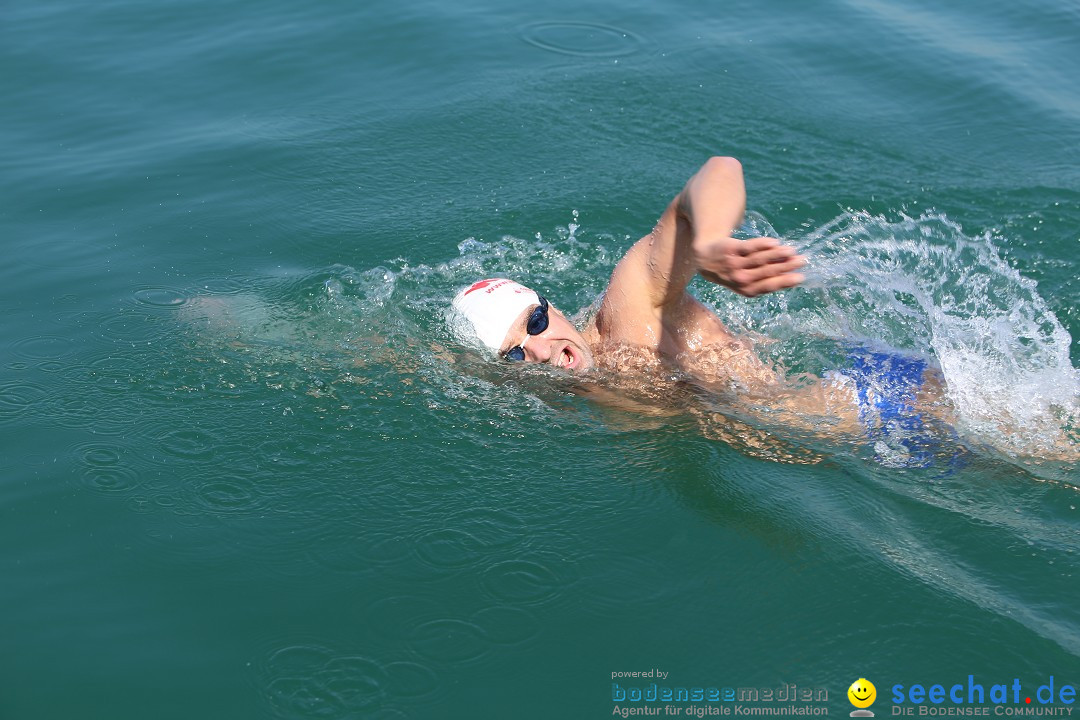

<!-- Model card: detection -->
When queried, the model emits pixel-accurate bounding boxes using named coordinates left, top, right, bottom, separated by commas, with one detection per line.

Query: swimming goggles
left=504, top=296, right=549, bottom=361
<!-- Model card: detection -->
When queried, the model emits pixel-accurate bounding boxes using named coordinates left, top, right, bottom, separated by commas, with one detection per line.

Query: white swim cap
left=452, top=278, right=540, bottom=351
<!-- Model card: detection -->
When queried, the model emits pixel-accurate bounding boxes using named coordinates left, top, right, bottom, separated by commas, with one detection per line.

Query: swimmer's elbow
left=679, top=156, right=746, bottom=217
left=686, top=157, right=744, bottom=196
left=703, top=155, right=742, bottom=173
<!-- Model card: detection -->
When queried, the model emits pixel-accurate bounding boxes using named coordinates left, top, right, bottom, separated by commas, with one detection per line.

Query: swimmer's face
left=499, top=300, right=594, bottom=371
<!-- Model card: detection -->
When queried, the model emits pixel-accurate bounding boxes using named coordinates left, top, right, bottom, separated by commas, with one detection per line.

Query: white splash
left=794, top=210, right=1077, bottom=455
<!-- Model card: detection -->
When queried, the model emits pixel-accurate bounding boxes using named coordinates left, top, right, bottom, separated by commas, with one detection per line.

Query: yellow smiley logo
left=848, top=678, right=877, bottom=709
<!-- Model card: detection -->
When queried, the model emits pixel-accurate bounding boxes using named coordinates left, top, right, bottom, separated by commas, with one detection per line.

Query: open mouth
left=561, top=345, right=578, bottom=369
left=557, top=344, right=576, bottom=369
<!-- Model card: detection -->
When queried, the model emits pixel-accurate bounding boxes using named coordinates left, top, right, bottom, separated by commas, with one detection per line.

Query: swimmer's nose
left=524, top=336, right=553, bottom=364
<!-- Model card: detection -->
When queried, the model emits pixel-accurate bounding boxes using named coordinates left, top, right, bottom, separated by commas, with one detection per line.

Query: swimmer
left=451, top=157, right=1075, bottom=465
left=453, top=157, right=801, bottom=375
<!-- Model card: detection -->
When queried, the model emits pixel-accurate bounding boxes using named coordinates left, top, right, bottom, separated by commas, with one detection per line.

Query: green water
left=3, top=0, right=1078, bottom=718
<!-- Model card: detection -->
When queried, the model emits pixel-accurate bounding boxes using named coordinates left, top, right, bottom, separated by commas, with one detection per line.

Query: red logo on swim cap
left=464, top=279, right=498, bottom=295
left=464, top=278, right=517, bottom=296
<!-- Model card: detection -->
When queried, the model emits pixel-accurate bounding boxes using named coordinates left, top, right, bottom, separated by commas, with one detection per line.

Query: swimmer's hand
left=694, top=236, right=806, bottom=297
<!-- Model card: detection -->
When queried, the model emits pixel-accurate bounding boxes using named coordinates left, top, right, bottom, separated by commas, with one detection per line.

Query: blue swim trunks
left=837, top=347, right=955, bottom=469
left=847, top=349, right=927, bottom=433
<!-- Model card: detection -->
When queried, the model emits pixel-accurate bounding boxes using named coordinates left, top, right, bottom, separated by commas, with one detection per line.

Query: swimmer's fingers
left=694, top=236, right=804, bottom=295
left=727, top=255, right=806, bottom=296
left=731, top=254, right=806, bottom=281
left=742, top=270, right=806, bottom=298
left=734, top=240, right=799, bottom=269
left=732, top=236, right=782, bottom=258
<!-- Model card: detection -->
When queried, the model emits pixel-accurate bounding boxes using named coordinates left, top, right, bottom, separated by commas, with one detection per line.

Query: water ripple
left=48, top=393, right=129, bottom=435
left=75, top=441, right=143, bottom=493
left=383, top=661, right=439, bottom=700
left=11, top=334, right=77, bottom=360
left=156, top=428, right=220, bottom=461
left=308, top=530, right=416, bottom=575
left=364, top=595, right=446, bottom=645
left=579, top=553, right=672, bottom=613
left=407, top=618, right=489, bottom=664
left=94, top=310, right=172, bottom=344
left=0, top=381, right=49, bottom=424
left=133, top=286, right=189, bottom=308
left=255, top=642, right=443, bottom=719
left=264, top=648, right=386, bottom=718
left=413, top=506, right=529, bottom=571
left=35, top=359, right=66, bottom=373
left=186, top=474, right=266, bottom=515
left=446, top=506, right=529, bottom=550
left=520, top=21, right=643, bottom=58
left=83, top=469, right=141, bottom=493
left=481, top=554, right=573, bottom=605
left=413, top=528, right=482, bottom=571
left=471, top=605, right=541, bottom=647
left=367, top=710, right=410, bottom=720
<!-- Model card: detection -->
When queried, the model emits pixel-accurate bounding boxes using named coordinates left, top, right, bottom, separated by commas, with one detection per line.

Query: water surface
left=2, top=0, right=1078, bottom=717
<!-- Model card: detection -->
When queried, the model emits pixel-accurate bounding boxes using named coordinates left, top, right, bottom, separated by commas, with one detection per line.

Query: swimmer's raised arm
left=679, top=157, right=806, bottom=298
left=603, top=157, right=805, bottom=326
